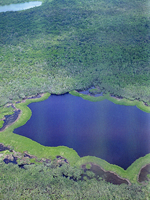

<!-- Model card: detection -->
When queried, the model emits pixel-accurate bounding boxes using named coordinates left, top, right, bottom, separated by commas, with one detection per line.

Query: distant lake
left=0, top=1, right=42, bottom=12
left=14, top=94, right=150, bottom=169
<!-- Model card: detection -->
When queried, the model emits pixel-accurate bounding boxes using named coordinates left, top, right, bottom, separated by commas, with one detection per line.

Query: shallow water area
left=82, top=163, right=130, bottom=185
left=138, top=164, right=150, bottom=183
left=0, top=1, right=42, bottom=12
left=0, top=110, right=21, bottom=132
left=14, top=93, right=150, bottom=169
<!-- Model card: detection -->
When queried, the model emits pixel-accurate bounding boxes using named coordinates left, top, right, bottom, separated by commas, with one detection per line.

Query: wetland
left=14, top=93, right=150, bottom=169
left=0, top=0, right=150, bottom=198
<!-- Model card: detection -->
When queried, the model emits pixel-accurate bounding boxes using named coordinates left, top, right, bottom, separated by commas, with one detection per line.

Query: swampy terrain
left=14, top=93, right=150, bottom=169
left=0, top=0, right=150, bottom=198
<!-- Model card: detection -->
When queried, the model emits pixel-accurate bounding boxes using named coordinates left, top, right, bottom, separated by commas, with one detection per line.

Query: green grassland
left=0, top=0, right=150, bottom=106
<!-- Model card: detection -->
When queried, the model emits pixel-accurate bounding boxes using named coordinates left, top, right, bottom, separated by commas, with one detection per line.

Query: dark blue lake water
left=14, top=94, right=150, bottom=169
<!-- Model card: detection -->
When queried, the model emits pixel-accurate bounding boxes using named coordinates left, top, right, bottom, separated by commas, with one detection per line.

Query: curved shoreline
left=0, top=109, right=21, bottom=132
left=0, top=94, right=44, bottom=132
left=69, top=90, right=150, bottom=113
left=82, top=162, right=131, bottom=185
left=0, top=92, right=150, bottom=184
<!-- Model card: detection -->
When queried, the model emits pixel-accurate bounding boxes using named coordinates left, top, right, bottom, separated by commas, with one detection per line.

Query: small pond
left=14, top=93, right=150, bottom=169
left=0, top=1, right=42, bottom=13
left=0, top=110, right=21, bottom=132
left=82, top=163, right=130, bottom=185
left=138, top=164, right=150, bottom=183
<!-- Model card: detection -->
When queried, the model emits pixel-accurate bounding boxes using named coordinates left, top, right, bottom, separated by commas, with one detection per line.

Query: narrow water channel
left=14, top=94, right=150, bottom=169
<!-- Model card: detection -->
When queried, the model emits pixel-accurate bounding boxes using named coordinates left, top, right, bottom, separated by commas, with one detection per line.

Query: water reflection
left=0, top=1, right=42, bottom=12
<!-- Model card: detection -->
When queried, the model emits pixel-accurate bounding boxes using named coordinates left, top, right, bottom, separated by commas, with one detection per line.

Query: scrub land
left=0, top=0, right=150, bottom=107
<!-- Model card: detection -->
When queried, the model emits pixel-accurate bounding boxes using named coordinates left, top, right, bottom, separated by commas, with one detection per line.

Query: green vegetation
left=0, top=161, right=150, bottom=199
left=70, top=90, right=150, bottom=113
left=0, top=120, right=4, bottom=128
left=0, top=0, right=150, bottom=197
left=0, top=92, right=150, bottom=185
left=75, top=154, right=150, bottom=184
left=0, top=93, right=80, bottom=166
left=0, top=105, right=14, bottom=119
left=89, top=88, right=102, bottom=95
left=0, top=0, right=150, bottom=106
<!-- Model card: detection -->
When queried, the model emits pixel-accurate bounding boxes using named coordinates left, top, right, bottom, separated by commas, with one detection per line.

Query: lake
left=0, top=1, right=42, bottom=12
left=14, top=93, right=150, bottom=169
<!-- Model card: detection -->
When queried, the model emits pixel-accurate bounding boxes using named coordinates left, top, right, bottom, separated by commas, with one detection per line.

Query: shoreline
left=0, top=91, right=150, bottom=184
left=70, top=90, right=150, bottom=113
left=0, top=93, right=45, bottom=132
left=82, top=162, right=131, bottom=185
left=0, top=109, right=22, bottom=132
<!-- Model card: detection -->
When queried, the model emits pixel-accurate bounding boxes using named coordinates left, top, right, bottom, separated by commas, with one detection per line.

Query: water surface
left=0, top=1, right=42, bottom=12
left=14, top=94, right=150, bottom=169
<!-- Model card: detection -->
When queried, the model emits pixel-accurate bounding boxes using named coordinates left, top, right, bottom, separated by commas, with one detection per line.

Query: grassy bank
left=0, top=93, right=80, bottom=166
left=70, top=90, right=150, bottom=113
left=75, top=154, right=150, bottom=184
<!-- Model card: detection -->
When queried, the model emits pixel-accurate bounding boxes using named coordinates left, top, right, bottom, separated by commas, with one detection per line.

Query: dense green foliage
left=0, top=161, right=150, bottom=199
left=0, top=0, right=150, bottom=106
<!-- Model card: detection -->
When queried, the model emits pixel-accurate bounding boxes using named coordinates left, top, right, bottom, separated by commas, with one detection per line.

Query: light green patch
left=89, top=88, right=101, bottom=95
left=69, top=90, right=150, bottom=113
left=0, top=106, right=14, bottom=119
left=85, top=163, right=91, bottom=170
left=0, top=120, right=4, bottom=128
left=147, top=174, right=150, bottom=180
left=0, top=150, right=11, bottom=161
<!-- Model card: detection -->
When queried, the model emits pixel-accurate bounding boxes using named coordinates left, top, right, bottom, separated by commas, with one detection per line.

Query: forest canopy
left=0, top=0, right=150, bottom=106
